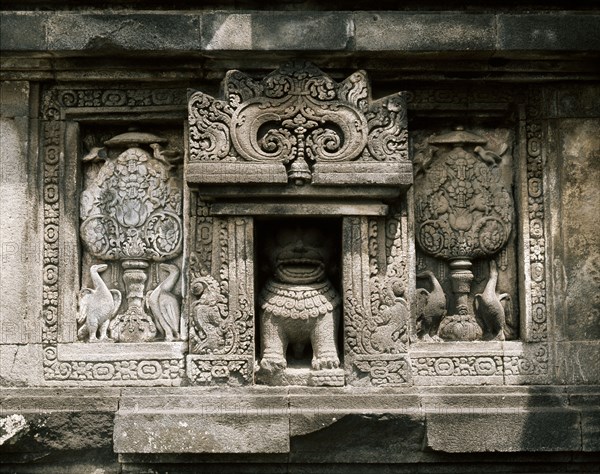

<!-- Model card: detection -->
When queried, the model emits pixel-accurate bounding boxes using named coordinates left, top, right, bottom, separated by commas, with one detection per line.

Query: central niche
left=254, top=217, right=343, bottom=386
left=185, top=61, right=412, bottom=387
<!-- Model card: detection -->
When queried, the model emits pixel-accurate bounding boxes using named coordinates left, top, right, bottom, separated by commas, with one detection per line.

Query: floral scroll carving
left=188, top=61, right=408, bottom=185
left=344, top=206, right=411, bottom=386
left=187, top=201, right=254, bottom=385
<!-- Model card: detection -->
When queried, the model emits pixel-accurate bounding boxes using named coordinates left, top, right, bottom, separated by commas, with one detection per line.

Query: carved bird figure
left=146, top=263, right=181, bottom=341
left=474, top=260, right=509, bottom=341
left=474, top=143, right=507, bottom=167
left=78, top=264, right=121, bottom=342
left=82, top=146, right=108, bottom=163
left=149, top=143, right=181, bottom=168
left=416, top=271, right=446, bottom=341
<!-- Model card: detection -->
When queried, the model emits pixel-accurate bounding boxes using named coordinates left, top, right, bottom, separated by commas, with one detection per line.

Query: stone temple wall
left=1, top=3, right=599, bottom=472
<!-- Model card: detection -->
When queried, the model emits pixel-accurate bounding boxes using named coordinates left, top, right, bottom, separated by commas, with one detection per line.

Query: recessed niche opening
left=254, top=216, right=343, bottom=376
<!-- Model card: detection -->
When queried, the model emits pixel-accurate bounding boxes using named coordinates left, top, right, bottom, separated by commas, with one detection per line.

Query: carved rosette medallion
left=188, top=61, right=408, bottom=186
left=79, top=132, right=183, bottom=342
left=414, top=127, right=514, bottom=341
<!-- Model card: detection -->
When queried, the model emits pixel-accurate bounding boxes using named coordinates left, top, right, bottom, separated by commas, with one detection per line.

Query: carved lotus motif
left=80, top=146, right=182, bottom=261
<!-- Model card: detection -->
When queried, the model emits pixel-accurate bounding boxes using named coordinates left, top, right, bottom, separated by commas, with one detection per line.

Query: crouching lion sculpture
left=258, top=225, right=341, bottom=373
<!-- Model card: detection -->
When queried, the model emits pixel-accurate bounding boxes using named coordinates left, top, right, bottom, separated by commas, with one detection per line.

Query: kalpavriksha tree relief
left=40, top=62, right=548, bottom=386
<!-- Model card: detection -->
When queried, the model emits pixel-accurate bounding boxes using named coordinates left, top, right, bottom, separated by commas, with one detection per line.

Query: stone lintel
left=1, top=12, right=599, bottom=54
left=210, top=202, right=389, bottom=217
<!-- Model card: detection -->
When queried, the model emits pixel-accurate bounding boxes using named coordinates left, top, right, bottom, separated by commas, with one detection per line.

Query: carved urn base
left=438, top=314, right=483, bottom=341
left=110, top=306, right=157, bottom=343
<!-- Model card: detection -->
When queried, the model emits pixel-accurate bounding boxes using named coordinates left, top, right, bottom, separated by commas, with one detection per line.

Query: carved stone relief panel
left=406, top=85, right=551, bottom=384
left=187, top=61, right=410, bottom=189
left=186, top=62, right=411, bottom=387
left=41, top=87, right=187, bottom=385
left=413, top=127, right=517, bottom=342
left=78, top=128, right=184, bottom=343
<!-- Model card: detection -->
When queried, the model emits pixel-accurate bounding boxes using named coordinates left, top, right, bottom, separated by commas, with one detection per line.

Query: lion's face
left=270, top=226, right=331, bottom=285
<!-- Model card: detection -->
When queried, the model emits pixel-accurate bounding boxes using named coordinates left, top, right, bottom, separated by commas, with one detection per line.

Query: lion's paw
left=312, top=353, right=340, bottom=370
left=260, top=356, right=287, bottom=373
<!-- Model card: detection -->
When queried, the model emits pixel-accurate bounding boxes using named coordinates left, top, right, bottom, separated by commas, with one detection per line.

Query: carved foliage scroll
left=343, top=204, right=411, bottom=386
left=188, top=62, right=408, bottom=184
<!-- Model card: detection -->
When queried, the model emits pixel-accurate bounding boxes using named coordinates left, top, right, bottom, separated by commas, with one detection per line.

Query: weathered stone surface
left=1, top=81, right=42, bottom=345
left=354, top=13, right=495, bottom=51
left=0, top=344, right=44, bottom=386
left=3, top=11, right=599, bottom=56
left=558, top=119, right=600, bottom=341
left=497, top=14, right=600, bottom=51
left=114, top=389, right=289, bottom=453
left=1, top=3, right=600, bottom=470
left=202, top=12, right=352, bottom=51
left=554, top=342, right=600, bottom=384
left=426, top=407, right=581, bottom=452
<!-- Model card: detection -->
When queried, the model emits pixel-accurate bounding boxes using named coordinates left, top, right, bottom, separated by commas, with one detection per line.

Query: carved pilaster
left=343, top=208, right=411, bottom=387
left=187, top=200, right=254, bottom=386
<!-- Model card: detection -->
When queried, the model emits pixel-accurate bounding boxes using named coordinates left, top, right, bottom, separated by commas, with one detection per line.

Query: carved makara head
left=268, top=225, right=332, bottom=285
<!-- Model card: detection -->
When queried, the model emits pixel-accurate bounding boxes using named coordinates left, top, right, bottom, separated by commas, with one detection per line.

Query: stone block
left=203, top=12, right=353, bottom=51
left=0, top=81, right=30, bottom=117
left=426, top=407, right=581, bottom=452
left=1, top=387, right=121, bottom=412
left=114, top=389, right=289, bottom=453
left=290, top=413, right=425, bottom=464
left=0, top=344, right=44, bottom=386
left=1, top=110, right=42, bottom=345
left=288, top=391, right=424, bottom=463
left=45, top=13, right=201, bottom=52
left=497, top=14, right=600, bottom=51
left=558, top=119, right=600, bottom=341
left=354, top=13, right=495, bottom=52
left=0, top=13, right=46, bottom=51
left=555, top=342, right=600, bottom=384
left=554, top=85, right=600, bottom=118
left=201, top=13, right=253, bottom=50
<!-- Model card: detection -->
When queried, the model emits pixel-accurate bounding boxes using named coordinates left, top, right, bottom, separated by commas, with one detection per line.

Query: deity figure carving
left=414, top=127, right=514, bottom=341
left=79, top=131, right=183, bottom=342
left=258, top=225, right=341, bottom=377
left=77, top=264, right=122, bottom=342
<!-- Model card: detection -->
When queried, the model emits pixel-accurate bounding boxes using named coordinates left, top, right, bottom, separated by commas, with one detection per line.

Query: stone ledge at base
left=3, top=386, right=596, bottom=458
